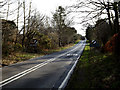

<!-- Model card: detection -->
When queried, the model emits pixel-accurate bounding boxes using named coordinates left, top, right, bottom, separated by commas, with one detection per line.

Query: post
left=114, top=0, right=120, bottom=56
left=22, top=0, right=26, bottom=48
left=0, top=19, right=2, bottom=84
left=114, top=2, right=119, bottom=33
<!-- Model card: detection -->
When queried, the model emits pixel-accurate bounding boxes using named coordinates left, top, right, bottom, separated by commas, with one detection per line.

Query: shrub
left=86, top=40, right=90, bottom=43
left=14, top=43, right=22, bottom=51
left=25, top=34, right=52, bottom=53
left=2, top=42, right=14, bottom=56
left=38, top=35, right=52, bottom=50
left=104, top=33, right=119, bottom=53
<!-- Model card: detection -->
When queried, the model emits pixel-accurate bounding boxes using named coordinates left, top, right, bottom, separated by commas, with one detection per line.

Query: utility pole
left=106, top=0, right=113, bottom=31
left=22, top=0, right=26, bottom=48
left=27, top=0, right=32, bottom=32
left=114, top=0, right=120, bottom=56
left=114, top=1, right=119, bottom=33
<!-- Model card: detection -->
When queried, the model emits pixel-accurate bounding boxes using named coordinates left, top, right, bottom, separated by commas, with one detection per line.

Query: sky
left=32, top=0, right=86, bottom=36
left=32, top=0, right=74, bottom=16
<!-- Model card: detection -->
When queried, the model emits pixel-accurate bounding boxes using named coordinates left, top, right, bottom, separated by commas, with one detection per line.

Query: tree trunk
left=114, top=2, right=120, bottom=56
left=22, top=0, right=26, bottom=47
left=15, top=0, right=20, bottom=44
left=114, top=2, right=119, bottom=33
left=6, top=1, right=10, bottom=20
left=107, top=1, right=113, bottom=31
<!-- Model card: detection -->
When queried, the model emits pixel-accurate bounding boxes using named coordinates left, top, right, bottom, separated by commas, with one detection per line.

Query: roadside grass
left=2, top=40, right=80, bottom=66
left=2, top=52, right=43, bottom=66
left=74, top=40, right=81, bottom=44
left=66, top=44, right=120, bottom=88
left=41, top=43, right=75, bottom=55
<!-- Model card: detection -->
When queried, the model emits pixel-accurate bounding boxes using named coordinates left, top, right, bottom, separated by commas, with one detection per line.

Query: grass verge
left=40, top=43, right=75, bottom=55
left=66, top=44, right=120, bottom=88
left=2, top=52, right=42, bottom=66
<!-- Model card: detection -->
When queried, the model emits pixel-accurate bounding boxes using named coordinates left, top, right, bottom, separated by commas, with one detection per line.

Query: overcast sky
left=32, top=0, right=86, bottom=36
left=32, top=0, right=76, bottom=15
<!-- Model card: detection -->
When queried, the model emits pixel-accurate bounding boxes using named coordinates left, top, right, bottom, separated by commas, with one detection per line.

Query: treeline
left=86, top=19, right=120, bottom=56
left=86, top=18, right=120, bottom=55
left=1, top=0, right=82, bottom=56
left=86, top=19, right=114, bottom=46
left=76, top=0, right=120, bottom=55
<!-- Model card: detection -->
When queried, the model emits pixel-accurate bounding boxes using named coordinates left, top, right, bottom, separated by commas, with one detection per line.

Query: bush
left=14, top=43, right=22, bottom=51
left=86, top=40, right=90, bottom=43
left=38, top=35, right=52, bottom=50
left=2, top=42, right=14, bottom=56
left=2, top=42, right=22, bottom=56
left=25, top=34, right=52, bottom=53
left=104, top=33, right=120, bottom=53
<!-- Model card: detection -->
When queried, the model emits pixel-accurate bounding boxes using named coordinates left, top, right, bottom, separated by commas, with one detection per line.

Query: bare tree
left=53, top=6, right=67, bottom=47
left=22, top=0, right=26, bottom=47
left=73, top=0, right=120, bottom=55
left=24, top=10, right=45, bottom=48
left=6, top=0, right=17, bottom=20
left=15, top=0, right=22, bottom=44
left=0, top=0, right=7, bottom=18
left=6, top=0, right=10, bottom=20
left=0, top=0, right=7, bottom=8
left=16, top=0, right=21, bottom=30
left=69, top=0, right=115, bottom=29
left=27, top=0, right=32, bottom=32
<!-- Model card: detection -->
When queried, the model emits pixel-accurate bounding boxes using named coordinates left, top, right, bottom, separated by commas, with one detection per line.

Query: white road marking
left=59, top=40, right=86, bottom=89
left=67, top=54, right=78, bottom=56
left=0, top=62, right=48, bottom=87
left=1, top=42, right=83, bottom=87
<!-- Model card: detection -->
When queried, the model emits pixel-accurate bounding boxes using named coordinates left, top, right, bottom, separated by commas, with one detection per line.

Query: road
left=1, top=40, right=86, bottom=89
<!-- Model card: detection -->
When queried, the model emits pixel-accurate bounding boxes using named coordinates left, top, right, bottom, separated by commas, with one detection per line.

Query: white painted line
left=0, top=62, right=48, bottom=87
left=59, top=41, right=86, bottom=89
left=0, top=61, right=48, bottom=84
left=58, top=53, right=81, bottom=89
left=1, top=42, right=82, bottom=87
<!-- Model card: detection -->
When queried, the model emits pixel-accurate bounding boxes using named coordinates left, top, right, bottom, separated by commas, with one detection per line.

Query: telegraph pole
left=114, top=1, right=119, bottom=33
left=114, top=0, right=120, bottom=56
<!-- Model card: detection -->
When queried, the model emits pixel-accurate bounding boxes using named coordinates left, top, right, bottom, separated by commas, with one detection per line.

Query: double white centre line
left=0, top=42, right=83, bottom=87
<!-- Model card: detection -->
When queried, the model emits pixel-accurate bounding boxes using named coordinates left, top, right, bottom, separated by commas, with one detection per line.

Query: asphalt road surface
left=1, top=40, right=86, bottom=89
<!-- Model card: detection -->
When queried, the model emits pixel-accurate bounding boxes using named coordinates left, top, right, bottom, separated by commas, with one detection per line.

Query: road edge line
left=58, top=41, right=86, bottom=89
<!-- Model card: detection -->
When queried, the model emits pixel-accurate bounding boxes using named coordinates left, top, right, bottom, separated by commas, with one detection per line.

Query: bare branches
left=0, top=0, right=7, bottom=8
left=68, top=0, right=115, bottom=28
